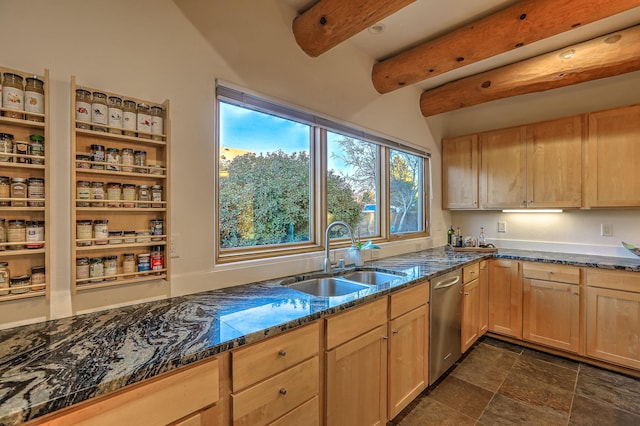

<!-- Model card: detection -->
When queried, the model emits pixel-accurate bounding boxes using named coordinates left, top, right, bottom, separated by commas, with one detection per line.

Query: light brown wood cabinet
left=461, top=262, right=482, bottom=353
left=522, top=262, right=581, bottom=354
left=30, top=357, right=221, bottom=426
left=325, top=298, right=387, bottom=426
left=387, top=283, right=429, bottom=419
left=488, top=259, right=522, bottom=338
left=479, top=116, right=582, bottom=209
left=231, top=322, right=320, bottom=426
left=586, top=269, right=640, bottom=370
left=479, top=260, right=489, bottom=335
left=442, top=134, right=478, bottom=209
left=586, top=104, right=640, bottom=207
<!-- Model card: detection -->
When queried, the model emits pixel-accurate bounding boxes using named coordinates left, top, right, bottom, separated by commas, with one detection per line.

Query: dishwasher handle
left=432, top=275, right=461, bottom=290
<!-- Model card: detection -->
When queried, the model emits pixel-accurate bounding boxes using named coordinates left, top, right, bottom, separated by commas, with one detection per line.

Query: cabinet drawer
left=232, top=322, right=319, bottom=392
left=232, top=356, right=319, bottom=426
left=326, top=298, right=387, bottom=350
left=389, top=282, right=428, bottom=319
left=463, top=263, right=480, bottom=283
left=585, top=268, right=640, bottom=293
left=522, top=262, right=580, bottom=284
left=270, top=395, right=319, bottom=426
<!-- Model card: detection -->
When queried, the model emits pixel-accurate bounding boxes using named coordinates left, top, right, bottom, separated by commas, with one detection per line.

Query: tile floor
left=390, top=337, right=640, bottom=425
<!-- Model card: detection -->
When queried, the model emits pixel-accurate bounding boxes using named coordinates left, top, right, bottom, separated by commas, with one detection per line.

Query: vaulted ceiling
left=284, top=0, right=640, bottom=116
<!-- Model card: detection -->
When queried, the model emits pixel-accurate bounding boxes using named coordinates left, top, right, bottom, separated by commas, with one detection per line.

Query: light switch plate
left=498, top=221, right=507, bottom=233
left=601, top=224, right=613, bottom=237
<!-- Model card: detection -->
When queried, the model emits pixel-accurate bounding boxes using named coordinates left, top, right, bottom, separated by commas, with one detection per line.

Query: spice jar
left=76, top=154, right=91, bottom=169
left=2, top=73, right=24, bottom=119
left=90, top=144, right=105, bottom=169
left=0, top=218, right=6, bottom=250
left=136, top=231, right=151, bottom=243
left=93, top=219, right=109, bottom=245
left=27, top=177, right=45, bottom=207
left=26, top=220, right=44, bottom=249
left=76, top=180, right=90, bottom=207
left=106, top=148, right=120, bottom=171
left=107, top=96, right=123, bottom=134
left=122, top=184, right=136, bottom=207
left=150, top=219, right=164, bottom=241
left=136, top=103, right=151, bottom=138
left=103, top=255, right=118, bottom=281
left=0, top=133, right=14, bottom=162
left=28, top=134, right=45, bottom=165
left=75, top=88, right=92, bottom=129
left=138, top=185, right=150, bottom=207
left=10, top=275, right=30, bottom=294
left=122, top=99, right=137, bottom=136
left=7, top=219, right=26, bottom=250
left=76, top=219, right=92, bottom=246
left=134, top=150, right=147, bottom=173
left=149, top=164, right=164, bottom=175
left=122, top=253, right=136, bottom=277
left=24, top=76, right=45, bottom=121
left=137, top=253, right=151, bottom=272
left=10, top=177, right=27, bottom=207
left=0, top=177, right=10, bottom=206
left=108, top=230, right=123, bottom=244
left=150, top=105, right=164, bottom=141
left=31, top=266, right=46, bottom=291
left=106, top=182, right=122, bottom=207
left=151, top=246, right=164, bottom=274
left=91, top=91, right=108, bottom=132
left=90, top=181, right=105, bottom=207
left=76, top=257, right=90, bottom=282
left=123, top=230, right=136, bottom=243
left=121, top=148, right=134, bottom=172
left=14, top=140, right=29, bottom=164
left=89, top=257, right=104, bottom=283
left=151, top=185, right=163, bottom=208
left=0, top=262, right=10, bottom=295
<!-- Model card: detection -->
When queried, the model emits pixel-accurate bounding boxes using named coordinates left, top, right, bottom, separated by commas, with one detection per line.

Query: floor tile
left=479, top=393, right=569, bottom=426
left=569, top=394, right=640, bottom=426
left=508, top=354, right=578, bottom=392
left=499, top=370, right=574, bottom=413
left=481, top=336, right=525, bottom=354
left=521, top=347, right=580, bottom=371
left=428, top=375, right=494, bottom=419
left=576, top=364, right=640, bottom=416
left=451, top=342, right=518, bottom=392
left=393, top=395, right=477, bottom=426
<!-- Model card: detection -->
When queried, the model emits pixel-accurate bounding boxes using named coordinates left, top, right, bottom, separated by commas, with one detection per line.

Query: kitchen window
left=216, top=84, right=430, bottom=263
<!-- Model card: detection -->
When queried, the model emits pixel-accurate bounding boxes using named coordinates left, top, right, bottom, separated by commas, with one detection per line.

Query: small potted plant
left=351, top=240, right=380, bottom=266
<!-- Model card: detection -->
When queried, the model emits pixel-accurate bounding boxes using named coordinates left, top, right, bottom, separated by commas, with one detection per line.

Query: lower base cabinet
left=488, top=259, right=522, bottom=338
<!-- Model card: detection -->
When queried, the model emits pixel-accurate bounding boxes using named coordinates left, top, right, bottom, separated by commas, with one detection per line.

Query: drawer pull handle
left=279, top=388, right=287, bottom=395
left=278, top=350, right=287, bottom=357
left=392, top=330, right=399, bottom=335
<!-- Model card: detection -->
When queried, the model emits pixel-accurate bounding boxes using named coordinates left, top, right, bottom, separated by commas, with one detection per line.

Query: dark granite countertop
left=1, top=246, right=639, bottom=424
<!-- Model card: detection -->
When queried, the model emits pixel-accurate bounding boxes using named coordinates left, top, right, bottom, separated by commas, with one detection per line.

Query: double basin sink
left=282, top=270, right=405, bottom=297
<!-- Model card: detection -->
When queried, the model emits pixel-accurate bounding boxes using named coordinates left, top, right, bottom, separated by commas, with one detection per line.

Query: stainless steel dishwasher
left=429, top=268, right=463, bottom=385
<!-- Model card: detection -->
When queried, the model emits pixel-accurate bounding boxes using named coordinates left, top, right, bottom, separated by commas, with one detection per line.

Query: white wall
left=0, top=0, right=441, bottom=328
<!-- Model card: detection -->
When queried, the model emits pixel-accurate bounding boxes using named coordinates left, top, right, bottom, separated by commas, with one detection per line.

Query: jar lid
left=151, top=185, right=162, bottom=189
left=0, top=133, right=14, bottom=139
left=104, top=255, right=117, bottom=260
left=77, top=180, right=90, bottom=185
left=0, top=262, right=8, bottom=267
left=138, top=253, right=150, bottom=258
left=29, top=134, right=44, bottom=142
left=93, top=219, right=108, bottom=224
left=90, top=257, right=103, bottom=262
left=76, top=154, right=91, bottom=159
left=4, top=73, right=23, bottom=81
left=134, top=150, right=146, bottom=154
left=8, top=219, right=25, bottom=224
left=138, top=184, right=149, bottom=189
left=107, top=182, right=122, bottom=186
left=122, top=147, right=134, bottom=152
left=106, top=147, right=119, bottom=153
left=123, top=99, right=136, bottom=105
left=26, top=220, right=39, bottom=226
left=123, top=230, right=136, bottom=234
left=26, top=76, right=44, bottom=84
left=11, top=275, right=30, bottom=282
left=31, top=266, right=45, bottom=273
left=76, top=220, right=92, bottom=224
left=28, top=177, right=44, bottom=182
left=90, top=144, right=105, bottom=150
left=90, top=181, right=104, bottom=186
left=76, top=257, right=89, bottom=262
left=76, top=88, right=91, bottom=95
left=108, top=95, right=122, bottom=101
left=108, top=231, right=123, bottom=235
left=123, top=183, right=136, bottom=188
left=123, top=252, right=135, bottom=256
left=150, top=219, right=164, bottom=223
left=92, top=91, right=107, bottom=97
left=11, top=177, right=26, bottom=182
left=0, top=176, right=10, bottom=181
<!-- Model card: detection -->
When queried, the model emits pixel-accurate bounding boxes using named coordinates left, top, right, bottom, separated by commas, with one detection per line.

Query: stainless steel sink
left=287, top=277, right=370, bottom=297
left=342, top=270, right=401, bottom=285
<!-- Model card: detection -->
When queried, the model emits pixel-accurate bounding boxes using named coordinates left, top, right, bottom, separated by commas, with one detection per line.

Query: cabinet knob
left=279, top=388, right=287, bottom=395
left=278, top=350, right=287, bottom=357
left=464, top=292, right=470, bottom=296
left=382, top=336, right=388, bottom=340
left=392, top=330, right=399, bottom=335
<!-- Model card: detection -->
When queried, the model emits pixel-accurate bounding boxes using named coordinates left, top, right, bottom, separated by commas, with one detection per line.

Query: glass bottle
left=107, top=96, right=123, bottom=134
left=91, top=91, right=108, bottom=131
left=478, top=227, right=486, bottom=247
left=24, top=76, right=45, bottom=121
left=447, top=225, right=455, bottom=246
left=136, top=103, right=151, bottom=138
left=2, top=73, right=24, bottom=119
left=75, top=88, right=92, bottom=129
left=122, top=99, right=137, bottom=136
left=150, top=105, right=164, bottom=141
left=0, top=133, right=14, bottom=162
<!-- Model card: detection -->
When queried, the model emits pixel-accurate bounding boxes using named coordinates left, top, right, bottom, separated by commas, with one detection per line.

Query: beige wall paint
left=0, top=0, right=440, bottom=328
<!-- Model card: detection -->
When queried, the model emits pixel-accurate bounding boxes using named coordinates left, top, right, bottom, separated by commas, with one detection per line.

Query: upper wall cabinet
left=442, top=134, right=478, bottom=209
left=586, top=104, right=640, bottom=207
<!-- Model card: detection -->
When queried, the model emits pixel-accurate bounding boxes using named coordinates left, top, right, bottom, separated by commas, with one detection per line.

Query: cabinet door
left=461, top=278, right=480, bottom=353
left=488, top=259, right=522, bottom=338
left=587, top=105, right=640, bottom=207
left=442, top=134, right=478, bottom=209
left=523, top=279, right=580, bottom=353
left=527, top=115, right=583, bottom=208
left=586, top=287, right=640, bottom=369
left=388, top=305, right=428, bottom=419
left=479, top=260, right=489, bottom=335
left=326, top=325, right=387, bottom=426
left=479, top=127, right=527, bottom=209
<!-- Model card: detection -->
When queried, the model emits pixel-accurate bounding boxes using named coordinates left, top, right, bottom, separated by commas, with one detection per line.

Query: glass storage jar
left=76, top=180, right=90, bottom=207
left=75, top=88, right=92, bottom=129
left=27, top=177, right=45, bottom=207
left=151, top=246, right=164, bottom=274
left=28, top=134, right=45, bottom=165
left=107, top=96, right=123, bottom=134
left=108, top=230, right=123, bottom=244
left=0, top=218, right=7, bottom=251
left=7, top=219, right=26, bottom=250
left=106, top=148, right=120, bottom=171
left=24, top=76, right=44, bottom=121
left=30, top=266, right=46, bottom=291
left=91, top=91, right=108, bottom=131
left=76, top=219, right=93, bottom=246
left=93, top=219, right=109, bottom=245
left=151, top=185, right=163, bottom=208
left=10, top=177, right=27, bottom=207
left=103, top=255, right=118, bottom=281
left=122, top=99, right=137, bottom=136
left=134, top=150, right=147, bottom=173
left=121, top=148, right=134, bottom=172
left=138, top=185, right=150, bottom=207
left=150, top=219, right=164, bottom=241
left=137, top=253, right=151, bottom=272
left=89, top=257, right=104, bottom=283
left=150, top=105, right=164, bottom=141
left=122, top=253, right=136, bottom=277
left=123, top=230, right=136, bottom=243
left=10, top=275, right=30, bottom=294
left=26, top=220, right=44, bottom=249
left=90, top=181, right=105, bottom=207
left=122, top=184, right=136, bottom=207
left=2, top=73, right=24, bottom=119
left=76, top=257, right=90, bottom=282
left=106, top=182, right=122, bottom=207
left=0, top=262, right=10, bottom=295
left=136, top=103, right=151, bottom=138
left=0, top=176, right=10, bottom=206
left=76, top=154, right=91, bottom=169
left=0, top=133, right=14, bottom=162
left=14, top=140, right=29, bottom=164
left=90, top=144, right=105, bottom=169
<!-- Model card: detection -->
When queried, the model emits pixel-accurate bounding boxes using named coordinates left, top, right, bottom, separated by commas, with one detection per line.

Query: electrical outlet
left=170, top=235, right=180, bottom=258
left=601, top=224, right=613, bottom=237
left=498, top=221, right=507, bottom=233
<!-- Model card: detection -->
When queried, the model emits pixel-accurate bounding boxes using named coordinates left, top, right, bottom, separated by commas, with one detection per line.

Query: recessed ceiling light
left=368, top=23, right=386, bottom=35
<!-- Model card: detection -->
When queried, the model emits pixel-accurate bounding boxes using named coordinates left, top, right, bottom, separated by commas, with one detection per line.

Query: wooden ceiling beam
left=419, top=25, right=640, bottom=117
left=293, top=0, right=415, bottom=57
left=373, top=0, right=640, bottom=94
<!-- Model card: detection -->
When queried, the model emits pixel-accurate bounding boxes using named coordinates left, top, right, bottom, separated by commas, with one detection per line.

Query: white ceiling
left=281, top=0, right=640, bottom=91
